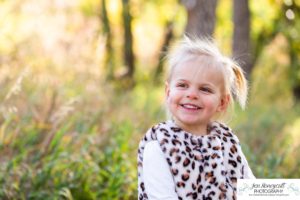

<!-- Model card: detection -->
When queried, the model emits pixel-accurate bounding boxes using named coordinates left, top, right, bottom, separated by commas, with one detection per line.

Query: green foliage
left=98, top=121, right=137, bottom=199
left=0, top=118, right=139, bottom=199
left=231, top=105, right=299, bottom=178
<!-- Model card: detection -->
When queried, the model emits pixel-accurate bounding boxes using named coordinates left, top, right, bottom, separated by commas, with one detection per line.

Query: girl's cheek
left=165, top=96, right=171, bottom=105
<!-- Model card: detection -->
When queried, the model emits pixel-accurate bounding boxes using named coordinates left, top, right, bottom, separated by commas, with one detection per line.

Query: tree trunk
left=287, top=32, right=300, bottom=102
left=286, top=4, right=300, bottom=102
left=182, top=0, right=218, bottom=38
left=121, top=0, right=135, bottom=78
left=100, top=0, right=114, bottom=80
left=232, top=0, right=252, bottom=79
left=154, top=21, right=174, bottom=83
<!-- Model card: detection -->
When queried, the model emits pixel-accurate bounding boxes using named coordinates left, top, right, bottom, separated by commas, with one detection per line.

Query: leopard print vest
left=138, top=120, right=248, bottom=200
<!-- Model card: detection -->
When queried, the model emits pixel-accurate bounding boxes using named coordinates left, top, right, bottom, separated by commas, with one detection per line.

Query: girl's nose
left=186, top=88, right=198, bottom=99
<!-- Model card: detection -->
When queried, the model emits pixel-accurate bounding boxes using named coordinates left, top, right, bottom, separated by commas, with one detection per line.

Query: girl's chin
left=175, top=117, right=203, bottom=126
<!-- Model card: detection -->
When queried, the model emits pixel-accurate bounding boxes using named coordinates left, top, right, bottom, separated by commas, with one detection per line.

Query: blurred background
left=0, top=0, right=299, bottom=199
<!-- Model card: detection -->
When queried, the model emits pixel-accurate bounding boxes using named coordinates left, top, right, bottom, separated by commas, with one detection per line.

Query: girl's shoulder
left=145, top=120, right=177, bottom=134
left=210, top=121, right=241, bottom=145
left=141, top=120, right=183, bottom=143
left=140, top=121, right=170, bottom=142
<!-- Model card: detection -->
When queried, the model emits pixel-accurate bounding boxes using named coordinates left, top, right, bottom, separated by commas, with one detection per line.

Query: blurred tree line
left=100, top=0, right=300, bottom=100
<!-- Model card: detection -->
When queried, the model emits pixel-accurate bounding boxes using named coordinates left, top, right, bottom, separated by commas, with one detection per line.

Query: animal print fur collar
left=138, top=120, right=247, bottom=200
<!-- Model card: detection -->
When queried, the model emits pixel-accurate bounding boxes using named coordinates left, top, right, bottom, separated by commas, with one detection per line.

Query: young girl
left=137, top=36, right=255, bottom=200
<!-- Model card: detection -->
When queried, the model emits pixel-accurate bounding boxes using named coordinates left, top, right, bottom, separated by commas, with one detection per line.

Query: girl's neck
left=173, top=119, right=209, bottom=136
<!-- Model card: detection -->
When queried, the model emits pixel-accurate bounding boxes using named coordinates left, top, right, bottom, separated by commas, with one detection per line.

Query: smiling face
left=166, top=56, right=229, bottom=135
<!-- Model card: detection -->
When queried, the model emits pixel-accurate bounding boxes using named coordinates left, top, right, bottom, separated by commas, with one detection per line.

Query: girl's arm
left=240, top=149, right=256, bottom=179
left=143, top=141, right=178, bottom=200
left=232, top=133, right=256, bottom=179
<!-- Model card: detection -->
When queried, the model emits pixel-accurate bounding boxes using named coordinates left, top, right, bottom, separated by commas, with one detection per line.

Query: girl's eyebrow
left=201, top=83, right=214, bottom=87
left=177, top=79, right=212, bottom=86
left=175, top=79, right=217, bottom=88
left=176, top=79, right=189, bottom=82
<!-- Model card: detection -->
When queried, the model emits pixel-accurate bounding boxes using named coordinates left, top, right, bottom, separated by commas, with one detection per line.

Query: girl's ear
left=165, top=81, right=170, bottom=98
left=217, top=94, right=230, bottom=112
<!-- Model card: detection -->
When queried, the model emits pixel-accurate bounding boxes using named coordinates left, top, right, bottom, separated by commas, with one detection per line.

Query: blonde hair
left=167, top=35, right=248, bottom=109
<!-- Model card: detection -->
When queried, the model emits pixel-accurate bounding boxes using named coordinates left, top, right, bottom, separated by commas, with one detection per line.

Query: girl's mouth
left=180, top=103, right=201, bottom=110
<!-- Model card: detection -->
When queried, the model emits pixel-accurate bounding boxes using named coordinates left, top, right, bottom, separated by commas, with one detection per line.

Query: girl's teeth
left=182, top=104, right=199, bottom=109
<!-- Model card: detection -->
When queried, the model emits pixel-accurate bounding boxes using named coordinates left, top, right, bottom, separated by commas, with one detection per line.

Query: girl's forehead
left=171, top=57, right=224, bottom=83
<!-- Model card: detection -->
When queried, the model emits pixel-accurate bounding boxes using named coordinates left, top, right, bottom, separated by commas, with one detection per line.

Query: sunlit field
left=1, top=0, right=300, bottom=199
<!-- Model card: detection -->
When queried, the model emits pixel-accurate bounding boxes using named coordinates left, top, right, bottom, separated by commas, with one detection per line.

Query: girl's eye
left=177, top=83, right=187, bottom=88
left=200, top=87, right=212, bottom=93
